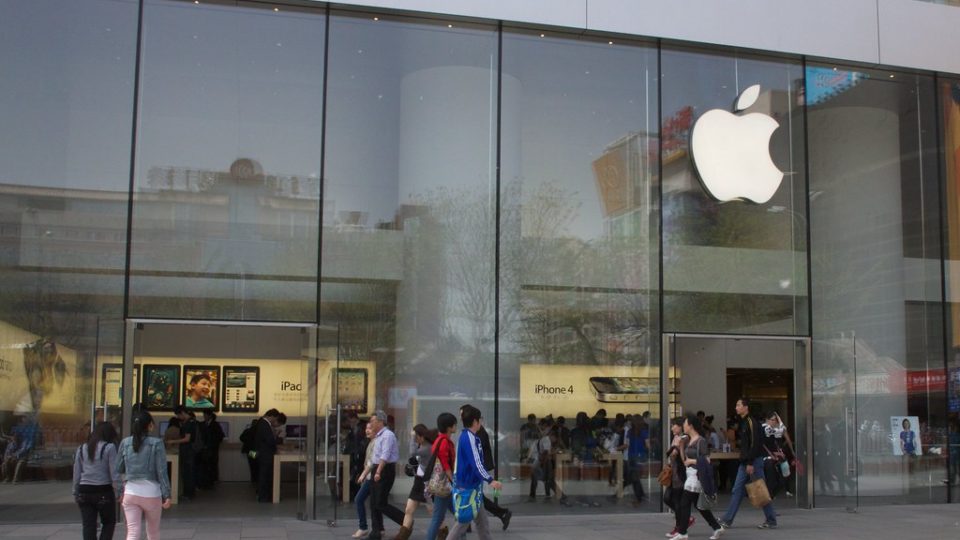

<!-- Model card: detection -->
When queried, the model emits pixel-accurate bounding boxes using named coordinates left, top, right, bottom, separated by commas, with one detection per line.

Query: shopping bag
left=745, top=476, right=771, bottom=508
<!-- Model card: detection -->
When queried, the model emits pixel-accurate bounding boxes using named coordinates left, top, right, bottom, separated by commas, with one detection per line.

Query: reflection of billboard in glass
left=183, top=366, right=219, bottom=410
left=334, top=368, right=368, bottom=414
left=101, top=364, right=138, bottom=407
left=141, top=365, right=180, bottom=411
left=222, top=366, right=259, bottom=412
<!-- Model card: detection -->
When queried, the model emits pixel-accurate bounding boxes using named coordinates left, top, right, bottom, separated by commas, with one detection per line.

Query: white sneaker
left=669, top=534, right=688, bottom=540
left=710, top=528, right=725, bottom=540
left=352, top=529, right=370, bottom=538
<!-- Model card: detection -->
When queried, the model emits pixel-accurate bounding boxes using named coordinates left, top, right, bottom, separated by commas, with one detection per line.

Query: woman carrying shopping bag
left=669, top=414, right=724, bottom=540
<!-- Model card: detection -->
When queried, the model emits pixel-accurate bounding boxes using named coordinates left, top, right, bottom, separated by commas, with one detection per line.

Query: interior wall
left=677, top=338, right=794, bottom=422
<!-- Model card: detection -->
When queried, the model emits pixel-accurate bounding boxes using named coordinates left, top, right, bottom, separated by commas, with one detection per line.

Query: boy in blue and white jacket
left=448, top=405, right=502, bottom=540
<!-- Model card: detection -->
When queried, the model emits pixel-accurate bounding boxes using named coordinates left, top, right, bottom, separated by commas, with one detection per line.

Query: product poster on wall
left=334, top=368, right=368, bottom=414
left=890, top=416, right=922, bottom=456
left=101, top=364, right=138, bottom=407
left=518, top=364, right=659, bottom=419
left=183, top=366, right=220, bottom=410
left=222, top=366, right=259, bottom=413
left=141, top=365, right=180, bottom=411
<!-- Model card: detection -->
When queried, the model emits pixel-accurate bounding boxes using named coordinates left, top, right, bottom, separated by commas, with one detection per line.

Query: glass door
left=812, top=333, right=859, bottom=510
left=662, top=333, right=813, bottom=509
left=309, top=324, right=344, bottom=524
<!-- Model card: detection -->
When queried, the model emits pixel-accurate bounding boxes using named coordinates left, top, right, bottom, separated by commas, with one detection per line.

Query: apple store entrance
left=102, top=319, right=343, bottom=521
left=661, top=333, right=813, bottom=510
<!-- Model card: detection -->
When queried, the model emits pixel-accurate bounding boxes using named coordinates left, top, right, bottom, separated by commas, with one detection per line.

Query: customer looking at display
left=254, top=409, right=281, bottom=503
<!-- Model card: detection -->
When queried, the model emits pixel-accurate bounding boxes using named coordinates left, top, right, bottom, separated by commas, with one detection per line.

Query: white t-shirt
left=124, top=479, right=161, bottom=498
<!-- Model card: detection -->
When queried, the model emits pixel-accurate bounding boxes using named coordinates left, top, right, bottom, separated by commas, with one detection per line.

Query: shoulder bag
left=425, top=442, right=452, bottom=498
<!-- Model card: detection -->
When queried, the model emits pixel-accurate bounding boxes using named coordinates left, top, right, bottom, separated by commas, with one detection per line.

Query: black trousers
left=370, top=463, right=404, bottom=537
left=257, top=451, right=274, bottom=502
left=76, top=488, right=116, bottom=540
left=483, top=495, right=507, bottom=519
left=663, top=485, right=682, bottom=513
left=180, top=451, right=196, bottom=498
left=675, top=490, right=721, bottom=534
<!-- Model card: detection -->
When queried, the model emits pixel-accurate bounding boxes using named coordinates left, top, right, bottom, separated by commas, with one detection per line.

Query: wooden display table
left=272, top=451, right=351, bottom=504
left=554, top=451, right=624, bottom=498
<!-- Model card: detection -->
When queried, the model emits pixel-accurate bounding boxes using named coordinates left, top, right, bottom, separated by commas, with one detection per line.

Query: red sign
left=906, top=369, right=947, bottom=393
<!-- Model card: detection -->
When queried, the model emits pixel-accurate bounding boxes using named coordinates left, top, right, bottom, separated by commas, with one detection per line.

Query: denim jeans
left=424, top=495, right=450, bottom=540
left=722, top=457, right=776, bottom=525
left=356, top=479, right=371, bottom=530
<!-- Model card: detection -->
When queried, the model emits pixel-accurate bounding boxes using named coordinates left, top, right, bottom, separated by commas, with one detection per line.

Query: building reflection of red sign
left=906, top=369, right=947, bottom=393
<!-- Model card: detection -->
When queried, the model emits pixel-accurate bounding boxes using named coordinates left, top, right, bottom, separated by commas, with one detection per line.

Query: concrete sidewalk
left=0, top=504, right=957, bottom=540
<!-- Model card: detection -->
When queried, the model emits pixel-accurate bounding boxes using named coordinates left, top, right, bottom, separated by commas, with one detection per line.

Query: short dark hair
left=737, top=397, right=751, bottom=410
left=461, top=405, right=482, bottom=427
left=527, top=413, right=536, bottom=421
left=173, top=405, right=187, bottom=415
left=696, top=410, right=705, bottom=418
left=277, top=413, right=287, bottom=425
left=437, top=412, right=458, bottom=433
left=264, top=408, right=281, bottom=418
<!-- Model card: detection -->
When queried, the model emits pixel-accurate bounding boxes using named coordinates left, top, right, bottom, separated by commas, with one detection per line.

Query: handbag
left=425, top=443, right=452, bottom=497
left=778, top=460, right=791, bottom=478
left=745, top=475, right=772, bottom=508
left=657, top=463, right=673, bottom=487
left=696, top=490, right=717, bottom=511
left=404, top=456, right=417, bottom=477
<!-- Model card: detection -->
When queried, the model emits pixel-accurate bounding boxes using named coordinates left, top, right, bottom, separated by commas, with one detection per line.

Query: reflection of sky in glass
left=0, top=0, right=138, bottom=190
left=502, top=33, right=656, bottom=242
left=136, top=1, right=326, bottom=182
left=324, top=15, right=497, bottom=227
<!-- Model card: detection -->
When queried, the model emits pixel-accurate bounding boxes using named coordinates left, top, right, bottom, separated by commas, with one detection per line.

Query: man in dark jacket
left=255, top=408, right=281, bottom=502
left=719, top=398, right=777, bottom=529
left=464, top=404, right=513, bottom=530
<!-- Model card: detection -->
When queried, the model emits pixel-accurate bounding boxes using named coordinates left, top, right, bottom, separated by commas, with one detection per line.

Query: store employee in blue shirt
left=368, top=410, right=404, bottom=540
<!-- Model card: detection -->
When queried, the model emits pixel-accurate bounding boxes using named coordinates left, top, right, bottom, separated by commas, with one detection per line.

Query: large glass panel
left=322, top=11, right=497, bottom=522
left=809, top=64, right=945, bottom=506
left=660, top=47, right=807, bottom=335
left=0, top=0, right=137, bottom=521
left=499, top=29, right=659, bottom=512
left=128, top=0, right=325, bottom=321
left=941, top=76, right=960, bottom=502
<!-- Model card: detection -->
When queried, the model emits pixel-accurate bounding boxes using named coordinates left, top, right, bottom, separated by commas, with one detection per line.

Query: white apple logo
left=689, top=84, right=784, bottom=204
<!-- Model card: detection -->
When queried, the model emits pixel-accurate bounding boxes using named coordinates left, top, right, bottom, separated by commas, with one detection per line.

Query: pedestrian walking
left=669, top=414, right=724, bottom=540
left=393, top=424, right=437, bottom=540
left=73, top=421, right=119, bottom=540
left=116, top=410, right=172, bottom=540
left=474, top=411, right=513, bottom=530
left=445, top=405, right=502, bottom=540
left=368, top=410, right=405, bottom=540
left=424, top=412, right=457, bottom=540
left=718, top=398, right=778, bottom=530
left=353, top=423, right=376, bottom=538
left=664, top=417, right=693, bottom=537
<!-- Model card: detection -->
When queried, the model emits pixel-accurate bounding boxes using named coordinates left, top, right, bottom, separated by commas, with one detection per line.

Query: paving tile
left=4, top=525, right=66, bottom=537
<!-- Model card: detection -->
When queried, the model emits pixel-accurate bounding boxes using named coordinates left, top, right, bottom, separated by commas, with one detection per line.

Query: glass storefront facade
left=1, top=0, right=959, bottom=521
